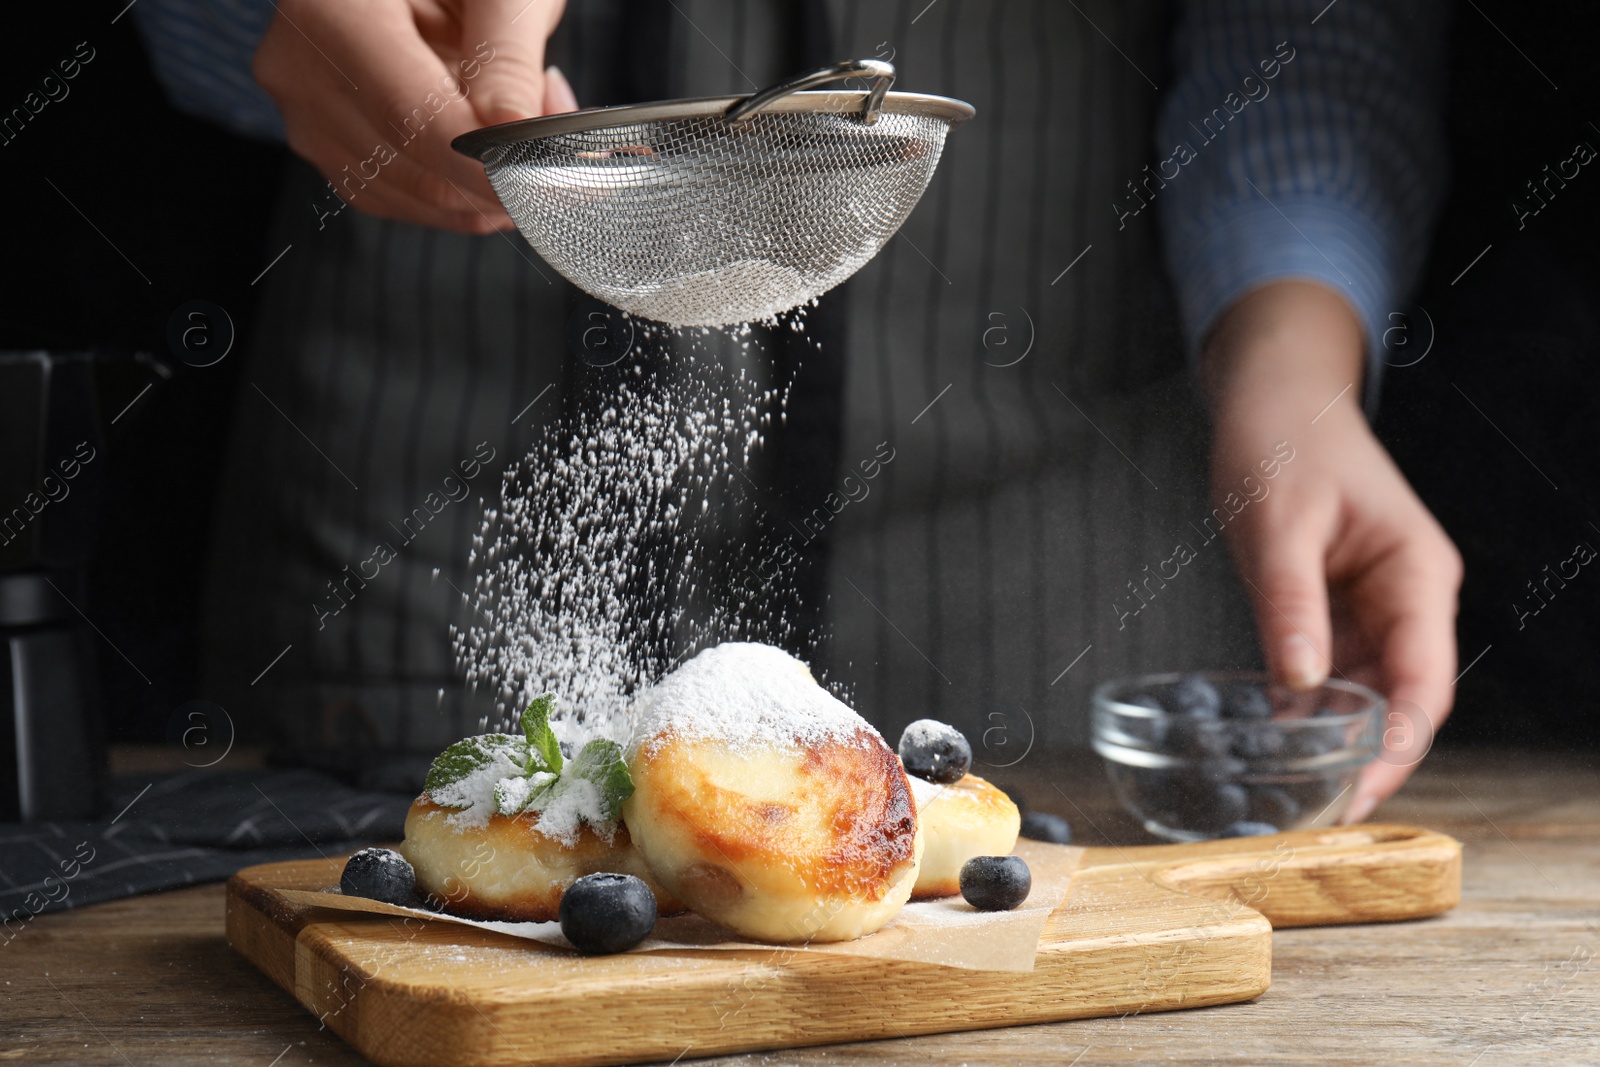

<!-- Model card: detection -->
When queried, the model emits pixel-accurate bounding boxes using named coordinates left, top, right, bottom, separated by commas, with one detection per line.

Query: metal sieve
left=452, top=59, right=974, bottom=328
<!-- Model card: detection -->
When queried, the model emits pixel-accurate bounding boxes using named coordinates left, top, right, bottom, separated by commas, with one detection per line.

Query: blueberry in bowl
left=1165, top=673, right=1223, bottom=718
left=1091, top=671, right=1383, bottom=842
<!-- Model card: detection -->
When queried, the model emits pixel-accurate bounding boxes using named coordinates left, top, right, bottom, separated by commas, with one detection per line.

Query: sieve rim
left=450, top=90, right=974, bottom=160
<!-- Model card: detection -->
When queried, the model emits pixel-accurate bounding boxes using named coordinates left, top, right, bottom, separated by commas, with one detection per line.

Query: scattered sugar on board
left=453, top=312, right=836, bottom=757
left=630, top=642, right=874, bottom=757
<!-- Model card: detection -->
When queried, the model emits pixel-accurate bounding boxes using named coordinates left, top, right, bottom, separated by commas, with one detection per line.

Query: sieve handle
left=724, top=59, right=896, bottom=126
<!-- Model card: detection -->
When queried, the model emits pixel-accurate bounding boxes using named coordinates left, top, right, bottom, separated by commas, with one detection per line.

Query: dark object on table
left=559, top=872, right=657, bottom=954
left=897, top=719, right=972, bottom=784
left=0, top=349, right=129, bottom=822
left=959, top=855, right=1032, bottom=911
left=1019, top=811, right=1072, bottom=844
left=0, top=768, right=414, bottom=921
left=340, top=847, right=417, bottom=906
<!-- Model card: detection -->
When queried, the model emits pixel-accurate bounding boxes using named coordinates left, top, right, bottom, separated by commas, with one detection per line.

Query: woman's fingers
left=462, top=0, right=568, bottom=126
left=1230, top=491, right=1338, bottom=692
left=543, top=64, right=579, bottom=114
left=1341, top=537, right=1462, bottom=822
left=255, top=0, right=520, bottom=228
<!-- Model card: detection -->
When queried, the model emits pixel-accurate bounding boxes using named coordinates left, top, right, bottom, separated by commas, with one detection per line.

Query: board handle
left=1082, top=824, right=1462, bottom=928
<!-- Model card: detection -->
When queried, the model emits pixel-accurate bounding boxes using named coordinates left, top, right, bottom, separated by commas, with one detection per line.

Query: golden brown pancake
left=906, top=772, right=1021, bottom=900
left=400, top=797, right=683, bottom=922
left=623, top=642, right=923, bottom=942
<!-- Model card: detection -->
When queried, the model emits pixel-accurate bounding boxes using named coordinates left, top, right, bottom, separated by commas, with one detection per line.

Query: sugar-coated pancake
left=401, top=797, right=683, bottom=922
left=623, top=643, right=922, bottom=943
left=906, top=772, right=1021, bottom=899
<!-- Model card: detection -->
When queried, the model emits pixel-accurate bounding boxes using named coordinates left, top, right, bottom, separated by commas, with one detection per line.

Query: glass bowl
left=1091, top=670, right=1383, bottom=842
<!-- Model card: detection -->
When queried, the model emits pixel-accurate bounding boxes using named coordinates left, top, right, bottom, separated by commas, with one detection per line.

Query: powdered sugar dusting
left=906, top=774, right=944, bottom=808
left=629, top=642, right=874, bottom=757
left=427, top=743, right=529, bottom=829
left=534, top=777, right=605, bottom=843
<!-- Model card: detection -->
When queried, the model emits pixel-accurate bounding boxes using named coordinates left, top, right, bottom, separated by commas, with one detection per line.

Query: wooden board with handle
left=225, top=823, right=1460, bottom=1067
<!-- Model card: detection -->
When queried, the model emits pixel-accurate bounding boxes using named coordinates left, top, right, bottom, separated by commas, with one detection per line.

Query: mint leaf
left=564, top=739, right=634, bottom=821
left=520, top=694, right=563, bottom=776
left=493, top=771, right=557, bottom=816
left=424, top=699, right=632, bottom=826
left=424, top=734, right=526, bottom=798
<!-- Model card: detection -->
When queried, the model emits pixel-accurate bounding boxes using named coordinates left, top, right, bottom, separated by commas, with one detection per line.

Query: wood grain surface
left=215, top=823, right=1458, bottom=1067
left=4, top=746, right=1596, bottom=1066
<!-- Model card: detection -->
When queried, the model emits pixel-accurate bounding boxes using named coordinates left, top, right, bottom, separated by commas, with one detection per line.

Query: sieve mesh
left=479, top=109, right=953, bottom=327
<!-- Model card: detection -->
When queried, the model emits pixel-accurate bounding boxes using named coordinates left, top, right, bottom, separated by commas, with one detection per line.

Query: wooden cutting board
left=226, top=823, right=1459, bottom=1067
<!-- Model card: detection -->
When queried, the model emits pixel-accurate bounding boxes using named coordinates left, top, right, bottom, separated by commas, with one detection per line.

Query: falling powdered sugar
left=629, top=642, right=874, bottom=758
left=452, top=313, right=832, bottom=761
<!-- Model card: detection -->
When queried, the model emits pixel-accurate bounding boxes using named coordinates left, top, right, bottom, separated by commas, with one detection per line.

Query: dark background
left=1, top=1, right=1596, bottom=752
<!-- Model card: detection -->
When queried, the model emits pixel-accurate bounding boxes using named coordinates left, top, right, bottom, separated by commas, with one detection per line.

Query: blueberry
left=1160, top=775, right=1249, bottom=831
left=1019, top=811, right=1072, bottom=844
left=340, top=848, right=416, bottom=906
left=1183, top=781, right=1250, bottom=829
left=1166, top=674, right=1222, bottom=718
left=1213, top=782, right=1251, bottom=827
left=1121, top=694, right=1171, bottom=746
left=959, top=856, right=1032, bottom=911
left=898, top=719, right=972, bottom=784
left=1230, top=722, right=1288, bottom=760
left=1285, top=724, right=1341, bottom=759
left=1169, top=715, right=1231, bottom=758
left=558, top=872, right=657, bottom=954
left=1246, top=785, right=1300, bottom=827
left=1219, top=820, right=1278, bottom=838
left=1223, top=684, right=1273, bottom=720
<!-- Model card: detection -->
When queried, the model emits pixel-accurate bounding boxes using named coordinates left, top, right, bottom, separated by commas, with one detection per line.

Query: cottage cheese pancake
left=623, top=643, right=922, bottom=942
left=905, top=772, right=1021, bottom=900
left=401, top=798, right=683, bottom=922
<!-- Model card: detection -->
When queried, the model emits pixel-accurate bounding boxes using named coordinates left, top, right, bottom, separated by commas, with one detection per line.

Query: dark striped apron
left=201, top=0, right=1256, bottom=785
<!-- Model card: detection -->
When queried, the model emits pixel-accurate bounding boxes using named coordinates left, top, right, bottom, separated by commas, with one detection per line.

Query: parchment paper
left=276, top=839, right=1082, bottom=973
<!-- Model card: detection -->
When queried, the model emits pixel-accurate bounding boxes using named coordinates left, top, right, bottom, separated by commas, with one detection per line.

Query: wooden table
left=4, top=746, right=1597, bottom=1066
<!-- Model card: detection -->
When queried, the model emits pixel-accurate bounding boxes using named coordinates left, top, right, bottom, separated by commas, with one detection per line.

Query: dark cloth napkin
left=0, top=769, right=412, bottom=929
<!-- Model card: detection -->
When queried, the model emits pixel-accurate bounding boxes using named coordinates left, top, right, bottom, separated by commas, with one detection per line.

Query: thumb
left=543, top=64, right=578, bottom=114
left=464, top=0, right=564, bottom=125
left=1235, top=510, right=1334, bottom=691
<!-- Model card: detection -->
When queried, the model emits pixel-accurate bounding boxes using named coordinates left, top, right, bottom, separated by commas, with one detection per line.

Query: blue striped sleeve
left=1155, top=0, right=1450, bottom=405
left=134, top=0, right=284, bottom=141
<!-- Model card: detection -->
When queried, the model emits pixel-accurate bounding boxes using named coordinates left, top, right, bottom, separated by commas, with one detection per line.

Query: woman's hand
left=254, top=0, right=576, bottom=234
left=1204, top=281, right=1463, bottom=823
